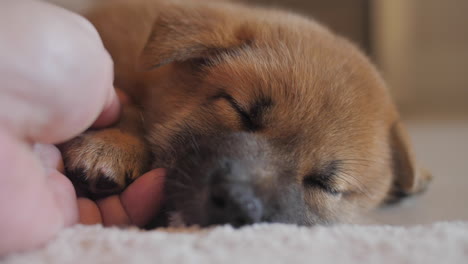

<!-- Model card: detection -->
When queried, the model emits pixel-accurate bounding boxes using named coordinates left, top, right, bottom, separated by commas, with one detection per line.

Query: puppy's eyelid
left=303, top=161, right=342, bottom=195
left=303, top=176, right=341, bottom=196
left=213, top=93, right=258, bottom=131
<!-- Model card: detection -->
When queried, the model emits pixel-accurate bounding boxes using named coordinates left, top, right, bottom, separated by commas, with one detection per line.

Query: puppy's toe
left=60, top=128, right=149, bottom=197
left=66, top=169, right=122, bottom=198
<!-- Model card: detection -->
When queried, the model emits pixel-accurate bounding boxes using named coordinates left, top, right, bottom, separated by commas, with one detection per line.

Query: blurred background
left=248, top=0, right=468, bottom=225
left=249, top=0, right=468, bottom=118
left=48, top=0, right=467, bottom=225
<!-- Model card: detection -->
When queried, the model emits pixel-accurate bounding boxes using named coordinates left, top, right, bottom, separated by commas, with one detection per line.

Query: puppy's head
left=104, top=1, right=431, bottom=226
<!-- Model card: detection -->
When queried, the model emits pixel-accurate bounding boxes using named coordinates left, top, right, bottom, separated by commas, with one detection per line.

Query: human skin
left=0, top=0, right=165, bottom=255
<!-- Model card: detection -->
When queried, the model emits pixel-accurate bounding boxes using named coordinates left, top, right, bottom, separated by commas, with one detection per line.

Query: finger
left=91, top=88, right=121, bottom=128
left=47, top=170, right=79, bottom=227
left=96, top=196, right=131, bottom=227
left=121, top=168, right=166, bottom=227
left=77, top=198, right=102, bottom=225
left=0, top=0, right=115, bottom=144
left=33, top=143, right=64, bottom=173
left=34, top=144, right=78, bottom=226
left=0, top=131, right=64, bottom=255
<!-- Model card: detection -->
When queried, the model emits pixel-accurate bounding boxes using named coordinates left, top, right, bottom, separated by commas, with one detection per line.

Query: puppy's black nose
left=209, top=183, right=263, bottom=227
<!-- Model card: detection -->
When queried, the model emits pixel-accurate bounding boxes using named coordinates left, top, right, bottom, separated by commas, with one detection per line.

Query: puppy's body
left=61, top=0, right=430, bottom=226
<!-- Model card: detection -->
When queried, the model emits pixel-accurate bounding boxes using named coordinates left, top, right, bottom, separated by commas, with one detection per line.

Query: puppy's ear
left=386, top=121, right=432, bottom=203
left=137, top=5, right=253, bottom=70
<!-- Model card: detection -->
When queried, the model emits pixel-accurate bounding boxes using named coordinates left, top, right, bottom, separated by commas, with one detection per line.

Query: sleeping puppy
left=60, top=0, right=431, bottom=227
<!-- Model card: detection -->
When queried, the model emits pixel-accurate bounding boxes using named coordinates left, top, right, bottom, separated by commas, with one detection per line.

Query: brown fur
left=60, top=0, right=431, bottom=226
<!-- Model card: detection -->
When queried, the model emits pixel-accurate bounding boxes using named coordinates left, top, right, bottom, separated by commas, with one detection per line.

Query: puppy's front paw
left=60, top=128, right=149, bottom=196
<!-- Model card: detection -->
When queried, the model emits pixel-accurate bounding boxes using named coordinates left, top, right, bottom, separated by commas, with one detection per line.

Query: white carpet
left=3, top=222, right=468, bottom=264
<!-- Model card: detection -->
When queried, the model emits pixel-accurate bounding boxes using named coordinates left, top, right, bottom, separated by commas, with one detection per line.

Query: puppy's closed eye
left=213, top=93, right=273, bottom=132
left=303, top=175, right=341, bottom=196
left=213, top=93, right=258, bottom=131
left=303, top=161, right=341, bottom=196
left=224, top=94, right=258, bottom=131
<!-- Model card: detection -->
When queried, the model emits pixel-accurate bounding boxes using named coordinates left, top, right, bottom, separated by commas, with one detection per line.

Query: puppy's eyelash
left=303, top=161, right=341, bottom=195
left=303, top=176, right=341, bottom=196
left=212, top=92, right=273, bottom=132
left=214, top=93, right=258, bottom=131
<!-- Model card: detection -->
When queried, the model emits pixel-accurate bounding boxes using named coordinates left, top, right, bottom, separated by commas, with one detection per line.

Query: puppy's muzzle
left=166, top=132, right=308, bottom=227
left=166, top=132, right=276, bottom=227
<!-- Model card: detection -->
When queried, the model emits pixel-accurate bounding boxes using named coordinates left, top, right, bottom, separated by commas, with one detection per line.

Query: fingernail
left=116, top=88, right=131, bottom=105
left=92, top=88, right=121, bottom=128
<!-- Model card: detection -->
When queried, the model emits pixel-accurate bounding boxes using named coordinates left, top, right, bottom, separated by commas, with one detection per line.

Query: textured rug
left=3, top=222, right=468, bottom=264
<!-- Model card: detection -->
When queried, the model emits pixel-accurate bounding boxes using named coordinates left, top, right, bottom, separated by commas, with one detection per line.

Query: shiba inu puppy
left=61, top=0, right=431, bottom=227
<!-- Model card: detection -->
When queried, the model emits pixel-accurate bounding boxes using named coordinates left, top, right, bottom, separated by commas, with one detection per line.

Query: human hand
left=0, top=0, right=164, bottom=255
left=35, top=143, right=165, bottom=227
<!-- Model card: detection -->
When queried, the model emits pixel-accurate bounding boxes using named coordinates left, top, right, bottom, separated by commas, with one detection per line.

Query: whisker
left=166, top=179, right=193, bottom=191
left=334, top=169, right=373, bottom=199
left=171, top=167, right=193, bottom=182
left=339, top=158, right=381, bottom=164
